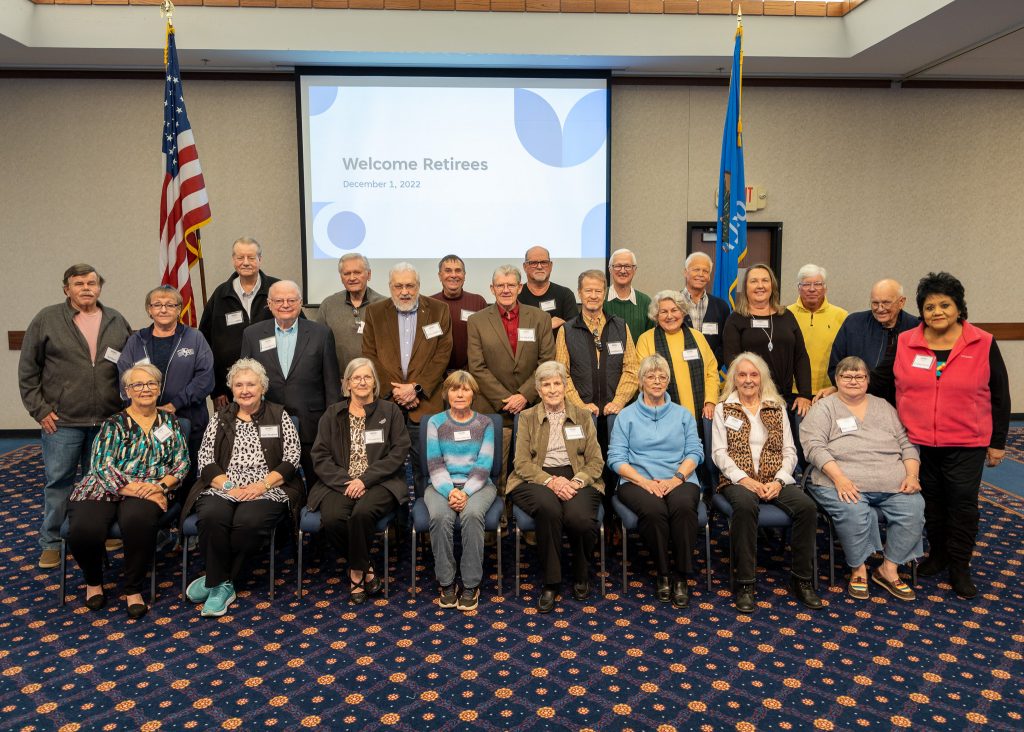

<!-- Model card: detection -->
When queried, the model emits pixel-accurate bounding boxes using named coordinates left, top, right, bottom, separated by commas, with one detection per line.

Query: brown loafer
left=871, top=570, right=915, bottom=601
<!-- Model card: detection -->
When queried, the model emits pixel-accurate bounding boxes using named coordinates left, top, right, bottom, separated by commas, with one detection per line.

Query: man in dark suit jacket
left=361, top=263, right=452, bottom=489
left=467, top=265, right=556, bottom=487
left=241, top=280, right=340, bottom=487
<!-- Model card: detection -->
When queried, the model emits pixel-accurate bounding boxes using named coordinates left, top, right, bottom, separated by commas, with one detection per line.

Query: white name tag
left=683, top=348, right=700, bottom=361
left=518, top=328, right=536, bottom=342
left=564, top=425, right=585, bottom=440
left=540, top=299, right=556, bottom=312
left=357, top=321, right=365, bottom=335
left=422, top=322, right=443, bottom=339
left=453, top=430, right=472, bottom=442
left=103, top=347, right=121, bottom=364
left=725, top=415, right=744, bottom=431
left=259, top=425, right=280, bottom=439
left=606, top=341, right=624, bottom=355
left=133, top=357, right=151, bottom=366
left=837, top=417, right=858, bottom=434
left=751, top=319, right=770, bottom=329
left=364, top=429, right=384, bottom=445
left=259, top=336, right=276, bottom=352
left=153, top=423, right=174, bottom=443
left=460, top=309, right=475, bottom=322
left=225, top=311, right=244, bottom=327
left=912, top=354, right=935, bottom=369
left=701, top=322, right=719, bottom=336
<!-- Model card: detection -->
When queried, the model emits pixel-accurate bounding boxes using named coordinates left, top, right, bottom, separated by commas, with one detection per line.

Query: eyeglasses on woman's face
left=643, top=373, right=669, bottom=384
left=127, top=381, right=160, bottom=392
left=837, top=373, right=867, bottom=384
left=348, top=374, right=374, bottom=384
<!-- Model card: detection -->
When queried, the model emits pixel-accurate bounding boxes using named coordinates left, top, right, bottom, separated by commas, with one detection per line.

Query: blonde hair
left=720, top=352, right=786, bottom=408
left=442, top=370, right=480, bottom=402
left=733, top=264, right=783, bottom=317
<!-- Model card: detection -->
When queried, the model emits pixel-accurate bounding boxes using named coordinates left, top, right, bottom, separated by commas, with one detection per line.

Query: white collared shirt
left=607, top=287, right=637, bottom=305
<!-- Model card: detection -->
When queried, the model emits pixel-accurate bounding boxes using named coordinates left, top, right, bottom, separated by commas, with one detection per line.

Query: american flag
left=159, top=23, right=211, bottom=328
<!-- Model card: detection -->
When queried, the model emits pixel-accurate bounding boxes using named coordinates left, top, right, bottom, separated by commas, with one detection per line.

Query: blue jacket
left=827, top=309, right=919, bottom=383
left=117, top=324, right=215, bottom=440
left=607, top=393, right=703, bottom=480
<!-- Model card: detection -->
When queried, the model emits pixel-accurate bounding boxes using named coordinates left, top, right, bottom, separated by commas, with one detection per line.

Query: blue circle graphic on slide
left=326, top=211, right=366, bottom=251
left=581, top=203, right=607, bottom=258
left=513, top=89, right=606, bottom=168
left=308, top=86, right=339, bottom=117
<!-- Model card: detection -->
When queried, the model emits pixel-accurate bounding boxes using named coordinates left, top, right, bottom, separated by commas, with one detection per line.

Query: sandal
left=847, top=575, right=869, bottom=600
left=871, top=569, right=916, bottom=601
left=349, top=571, right=384, bottom=605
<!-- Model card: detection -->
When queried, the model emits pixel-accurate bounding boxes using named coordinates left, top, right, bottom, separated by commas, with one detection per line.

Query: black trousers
left=319, top=485, right=398, bottom=573
left=720, top=483, right=816, bottom=584
left=919, top=446, right=986, bottom=568
left=617, top=480, right=700, bottom=578
left=67, top=497, right=163, bottom=594
left=195, top=494, right=288, bottom=587
left=510, top=467, right=602, bottom=586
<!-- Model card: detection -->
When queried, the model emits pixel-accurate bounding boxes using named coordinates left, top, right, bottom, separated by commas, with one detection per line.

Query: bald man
left=517, top=245, right=578, bottom=329
left=826, top=278, right=919, bottom=402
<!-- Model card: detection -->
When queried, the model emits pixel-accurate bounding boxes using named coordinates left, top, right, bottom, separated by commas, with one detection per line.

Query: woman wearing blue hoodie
left=607, top=354, right=703, bottom=609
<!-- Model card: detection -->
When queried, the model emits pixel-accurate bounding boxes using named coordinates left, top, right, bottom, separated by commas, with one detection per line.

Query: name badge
left=564, top=425, right=585, bottom=440
left=364, top=429, right=384, bottom=445
left=912, top=354, right=935, bottom=369
left=682, top=348, right=700, bottom=361
left=153, top=423, right=174, bottom=443
left=225, top=311, right=244, bottom=327
left=133, top=357, right=151, bottom=366
left=453, top=430, right=472, bottom=442
left=259, top=336, right=276, bottom=352
left=357, top=321, right=365, bottom=335
left=540, top=299, right=556, bottom=312
left=103, top=347, right=121, bottom=364
left=701, top=322, right=719, bottom=336
left=837, top=417, right=858, bottom=434
left=460, top=309, right=475, bottom=322
left=518, top=328, right=536, bottom=342
left=259, top=425, right=280, bottom=439
left=606, top=341, right=624, bottom=355
left=422, top=322, right=443, bottom=339
left=725, top=415, right=744, bottom=431
left=751, top=319, right=770, bottom=329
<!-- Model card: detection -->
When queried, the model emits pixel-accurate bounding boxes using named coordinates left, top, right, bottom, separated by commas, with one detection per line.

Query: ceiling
left=1, top=0, right=1023, bottom=81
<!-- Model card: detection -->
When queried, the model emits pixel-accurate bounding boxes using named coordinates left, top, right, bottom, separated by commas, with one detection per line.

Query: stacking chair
left=180, top=514, right=282, bottom=600
left=409, top=413, right=505, bottom=596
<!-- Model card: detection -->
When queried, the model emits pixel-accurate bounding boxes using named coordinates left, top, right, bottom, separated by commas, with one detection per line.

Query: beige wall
left=2, top=78, right=1020, bottom=429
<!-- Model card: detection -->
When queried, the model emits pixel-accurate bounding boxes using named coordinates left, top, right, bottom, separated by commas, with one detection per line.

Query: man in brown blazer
left=362, top=263, right=453, bottom=489
left=466, top=264, right=556, bottom=487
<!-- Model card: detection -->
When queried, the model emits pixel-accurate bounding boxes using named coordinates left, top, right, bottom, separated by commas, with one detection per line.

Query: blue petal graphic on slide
left=514, top=89, right=607, bottom=168
left=581, top=203, right=607, bottom=257
left=308, top=86, right=339, bottom=117
left=327, top=211, right=366, bottom=251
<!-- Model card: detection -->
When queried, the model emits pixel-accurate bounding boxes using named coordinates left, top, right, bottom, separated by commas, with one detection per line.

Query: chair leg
left=181, top=540, right=189, bottom=600
left=599, top=524, right=606, bottom=598
left=150, top=553, right=157, bottom=604
left=514, top=527, right=521, bottom=598
left=410, top=527, right=417, bottom=597
left=828, top=520, right=836, bottom=587
left=59, top=540, right=67, bottom=607
left=268, top=528, right=276, bottom=600
left=495, top=526, right=502, bottom=596
left=911, top=559, right=918, bottom=586
left=704, top=523, right=712, bottom=592
left=296, top=530, right=305, bottom=599
left=621, top=527, right=628, bottom=595
left=383, top=530, right=390, bottom=599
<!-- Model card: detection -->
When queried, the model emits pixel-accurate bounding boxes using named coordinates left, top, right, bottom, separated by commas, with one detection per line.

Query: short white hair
left=227, top=358, right=269, bottom=393
left=648, top=290, right=687, bottom=321
left=797, top=263, right=827, bottom=284
left=338, top=253, right=370, bottom=272
left=389, top=262, right=420, bottom=284
left=492, top=264, right=522, bottom=284
left=685, top=251, right=713, bottom=270
left=269, top=280, right=301, bottom=301
left=534, top=360, right=567, bottom=390
left=609, top=248, right=637, bottom=266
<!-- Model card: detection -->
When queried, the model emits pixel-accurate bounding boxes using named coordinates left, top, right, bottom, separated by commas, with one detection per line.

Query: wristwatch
left=673, top=471, right=686, bottom=482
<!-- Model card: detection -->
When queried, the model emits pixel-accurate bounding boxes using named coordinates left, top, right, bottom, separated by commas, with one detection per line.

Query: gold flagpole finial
left=737, top=7, right=742, bottom=24
left=161, top=0, right=175, bottom=23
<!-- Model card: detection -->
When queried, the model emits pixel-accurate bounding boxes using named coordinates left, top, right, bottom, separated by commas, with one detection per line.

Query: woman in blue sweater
left=424, top=371, right=496, bottom=612
left=607, top=354, right=703, bottom=608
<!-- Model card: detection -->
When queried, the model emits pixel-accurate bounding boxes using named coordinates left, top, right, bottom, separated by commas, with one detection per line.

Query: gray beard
left=394, top=298, right=418, bottom=313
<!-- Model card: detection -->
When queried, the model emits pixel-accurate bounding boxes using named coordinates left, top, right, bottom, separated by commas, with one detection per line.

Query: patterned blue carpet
left=0, top=441, right=1022, bottom=731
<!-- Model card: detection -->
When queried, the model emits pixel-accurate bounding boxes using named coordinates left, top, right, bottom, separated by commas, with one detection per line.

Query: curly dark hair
left=916, top=272, right=967, bottom=322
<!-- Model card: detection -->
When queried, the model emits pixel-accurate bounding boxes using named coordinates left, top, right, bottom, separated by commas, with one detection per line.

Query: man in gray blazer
left=467, top=265, right=555, bottom=487
left=241, top=280, right=340, bottom=487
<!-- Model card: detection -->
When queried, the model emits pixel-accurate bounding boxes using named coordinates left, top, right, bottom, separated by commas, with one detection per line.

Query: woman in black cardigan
left=307, top=357, right=411, bottom=605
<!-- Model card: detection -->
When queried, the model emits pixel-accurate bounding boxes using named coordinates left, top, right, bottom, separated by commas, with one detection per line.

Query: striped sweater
left=425, top=411, right=494, bottom=498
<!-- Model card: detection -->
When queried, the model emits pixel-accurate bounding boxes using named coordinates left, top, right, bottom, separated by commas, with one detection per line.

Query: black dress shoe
left=656, top=575, right=671, bottom=603
left=537, top=588, right=557, bottom=613
left=350, top=574, right=384, bottom=606
left=671, top=579, right=689, bottom=609
left=948, top=566, right=977, bottom=599
left=789, top=576, right=823, bottom=610
left=734, top=583, right=756, bottom=614
left=572, top=580, right=591, bottom=602
left=126, top=602, right=148, bottom=619
left=918, top=554, right=948, bottom=577
left=84, top=593, right=106, bottom=611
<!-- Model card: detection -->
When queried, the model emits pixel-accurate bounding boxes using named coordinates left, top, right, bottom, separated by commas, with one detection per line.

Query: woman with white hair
left=507, top=361, right=604, bottom=613
left=181, top=358, right=303, bottom=617
left=712, top=352, right=821, bottom=614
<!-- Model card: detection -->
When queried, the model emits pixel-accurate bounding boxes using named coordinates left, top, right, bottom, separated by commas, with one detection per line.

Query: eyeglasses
left=610, top=264, right=636, bottom=272
left=127, top=381, right=160, bottom=392
left=798, top=282, right=825, bottom=290
left=148, top=302, right=180, bottom=311
left=870, top=300, right=900, bottom=309
left=269, top=298, right=300, bottom=306
left=348, top=375, right=374, bottom=383
left=837, top=374, right=867, bottom=383
left=492, top=284, right=518, bottom=292
left=524, top=260, right=552, bottom=268
left=643, top=374, right=669, bottom=383
left=391, top=283, right=418, bottom=291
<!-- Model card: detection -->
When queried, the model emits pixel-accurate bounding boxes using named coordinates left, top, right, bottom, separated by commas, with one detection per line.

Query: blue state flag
left=714, top=19, right=746, bottom=308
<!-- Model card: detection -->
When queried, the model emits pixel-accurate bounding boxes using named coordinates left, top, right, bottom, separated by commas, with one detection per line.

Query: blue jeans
left=808, top=484, right=925, bottom=568
left=40, top=425, right=101, bottom=549
left=424, top=484, right=497, bottom=589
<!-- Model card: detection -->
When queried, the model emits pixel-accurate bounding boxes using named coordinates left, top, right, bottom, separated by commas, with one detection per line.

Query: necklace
left=753, top=315, right=775, bottom=352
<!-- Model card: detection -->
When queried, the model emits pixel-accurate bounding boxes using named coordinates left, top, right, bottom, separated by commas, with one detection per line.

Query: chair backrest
left=176, top=416, right=192, bottom=441
left=418, top=412, right=505, bottom=495
left=702, top=417, right=721, bottom=488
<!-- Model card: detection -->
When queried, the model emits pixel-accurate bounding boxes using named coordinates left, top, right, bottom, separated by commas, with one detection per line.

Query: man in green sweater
left=603, top=248, right=653, bottom=344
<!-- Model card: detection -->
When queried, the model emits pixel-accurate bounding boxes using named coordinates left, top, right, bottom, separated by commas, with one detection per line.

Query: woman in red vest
left=876, top=272, right=1010, bottom=599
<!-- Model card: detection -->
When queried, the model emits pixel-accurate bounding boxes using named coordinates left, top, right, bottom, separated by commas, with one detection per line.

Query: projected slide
left=298, top=75, right=608, bottom=304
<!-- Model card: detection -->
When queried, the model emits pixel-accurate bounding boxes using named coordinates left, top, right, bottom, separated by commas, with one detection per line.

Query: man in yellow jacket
left=787, top=264, right=847, bottom=395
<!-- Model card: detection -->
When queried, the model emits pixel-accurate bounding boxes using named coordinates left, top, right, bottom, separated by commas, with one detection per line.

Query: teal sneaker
left=186, top=577, right=211, bottom=604
left=200, top=581, right=236, bottom=617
